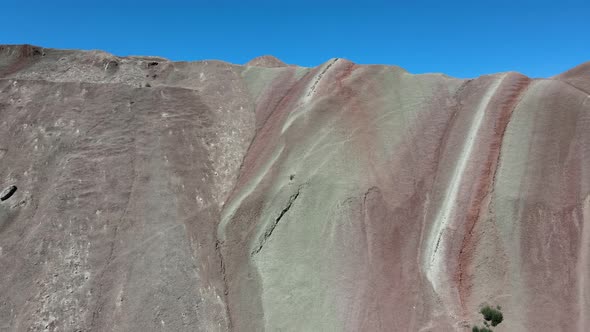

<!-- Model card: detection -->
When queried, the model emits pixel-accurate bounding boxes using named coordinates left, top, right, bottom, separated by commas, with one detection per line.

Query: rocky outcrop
left=245, top=55, right=288, bottom=68
left=0, top=44, right=589, bottom=331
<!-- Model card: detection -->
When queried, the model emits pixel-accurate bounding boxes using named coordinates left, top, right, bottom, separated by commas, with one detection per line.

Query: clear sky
left=2, top=0, right=589, bottom=78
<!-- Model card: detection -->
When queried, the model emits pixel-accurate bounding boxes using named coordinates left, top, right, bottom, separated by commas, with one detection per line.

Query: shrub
left=472, top=326, right=493, bottom=332
left=480, top=306, right=503, bottom=327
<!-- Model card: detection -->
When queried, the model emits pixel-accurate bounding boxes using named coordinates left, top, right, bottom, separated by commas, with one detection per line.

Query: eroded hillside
left=0, top=45, right=589, bottom=331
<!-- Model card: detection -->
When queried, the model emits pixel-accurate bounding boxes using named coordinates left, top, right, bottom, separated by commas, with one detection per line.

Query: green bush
left=480, top=306, right=503, bottom=327
left=472, top=326, right=493, bottom=332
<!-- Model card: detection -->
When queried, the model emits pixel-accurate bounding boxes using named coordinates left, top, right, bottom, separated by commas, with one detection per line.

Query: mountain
left=1, top=44, right=589, bottom=331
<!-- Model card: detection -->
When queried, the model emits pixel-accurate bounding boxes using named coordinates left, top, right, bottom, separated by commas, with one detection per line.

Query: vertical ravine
left=424, top=74, right=506, bottom=316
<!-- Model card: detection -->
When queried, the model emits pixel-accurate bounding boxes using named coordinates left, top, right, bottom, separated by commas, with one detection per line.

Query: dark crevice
left=432, top=231, right=444, bottom=262
left=251, top=187, right=302, bottom=256
left=306, top=58, right=339, bottom=97
left=360, top=187, right=379, bottom=263
left=0, top=185, right=17, bottom=201
left=215, top=239, right=233, bottom=330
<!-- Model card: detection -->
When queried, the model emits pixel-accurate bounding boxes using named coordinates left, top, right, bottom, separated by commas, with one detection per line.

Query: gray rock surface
left=0, top=45, right=254, bottom=331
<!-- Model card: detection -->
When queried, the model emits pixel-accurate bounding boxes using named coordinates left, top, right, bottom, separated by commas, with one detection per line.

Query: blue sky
left=2, top=0, right=589, bottom=78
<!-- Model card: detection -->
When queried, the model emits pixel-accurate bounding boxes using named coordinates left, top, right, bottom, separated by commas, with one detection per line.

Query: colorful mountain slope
left=0, top=45, right=589, bottom=331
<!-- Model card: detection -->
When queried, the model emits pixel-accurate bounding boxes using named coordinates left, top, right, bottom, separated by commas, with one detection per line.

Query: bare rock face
left=0, top=45, right=589, bottom=331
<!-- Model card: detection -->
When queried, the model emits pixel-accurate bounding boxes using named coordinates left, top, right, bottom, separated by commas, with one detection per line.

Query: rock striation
left=0, top=44, right=589, bottom=331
